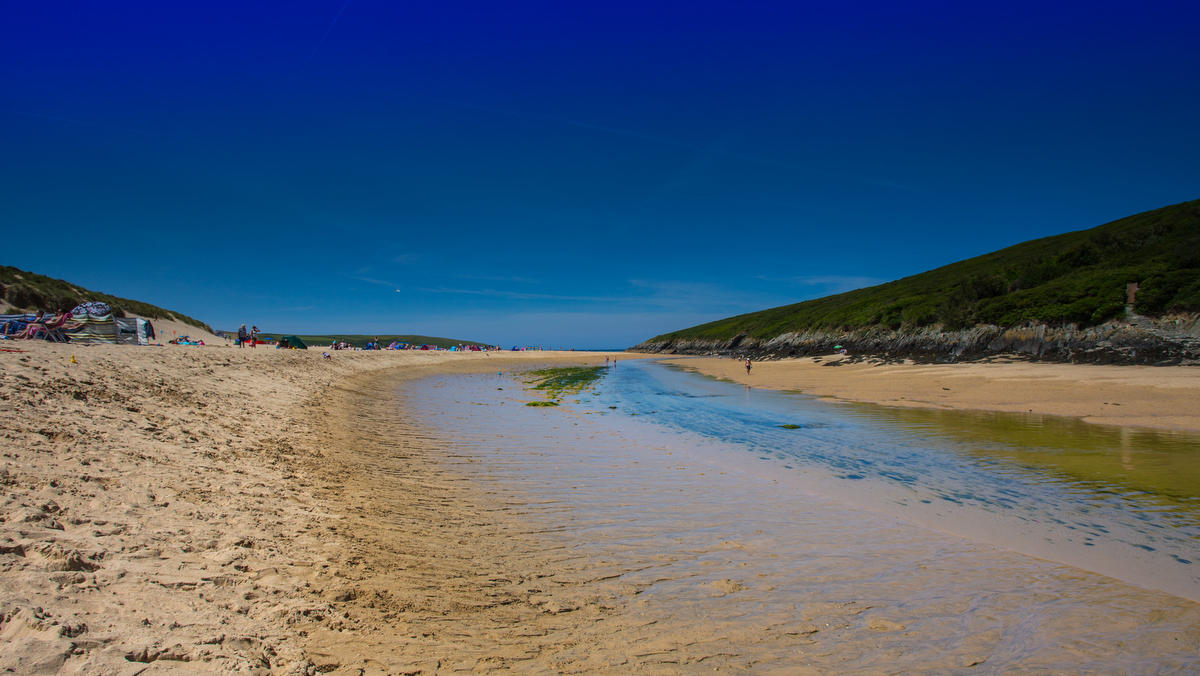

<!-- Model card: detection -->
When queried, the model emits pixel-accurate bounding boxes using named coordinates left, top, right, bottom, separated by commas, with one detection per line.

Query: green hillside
left=648, top=199, right=1200, bottom=344
left=0, top=265, right=213, bottom=332
left=261, top=333, right=490, bottom=349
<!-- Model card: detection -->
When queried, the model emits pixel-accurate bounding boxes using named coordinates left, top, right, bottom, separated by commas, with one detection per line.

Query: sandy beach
left=0, top=343, right=641, bottom=672
left=3, top=342, right=1199, bottom=672
left=661, top=355, right=1200, bottom=432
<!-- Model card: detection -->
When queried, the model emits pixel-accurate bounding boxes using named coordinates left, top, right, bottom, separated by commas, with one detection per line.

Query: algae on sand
left=522, top=366, right=607, bottom=406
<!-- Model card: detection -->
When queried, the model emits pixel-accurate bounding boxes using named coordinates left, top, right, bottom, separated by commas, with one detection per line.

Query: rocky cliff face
left=632, top=313, right=1200, bottom=365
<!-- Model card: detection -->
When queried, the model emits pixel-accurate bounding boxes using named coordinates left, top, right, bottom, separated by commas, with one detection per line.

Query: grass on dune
left=1, top=265, right=213, bottom=332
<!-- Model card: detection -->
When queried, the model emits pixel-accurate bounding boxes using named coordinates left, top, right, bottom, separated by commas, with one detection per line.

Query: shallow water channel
left=609, top=360, right=1200, bottom=599
left=397, top=359, right=1200, bottom=670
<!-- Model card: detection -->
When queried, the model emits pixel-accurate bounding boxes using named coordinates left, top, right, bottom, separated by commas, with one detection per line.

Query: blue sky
left=3, top=1, right=1198, bottom=348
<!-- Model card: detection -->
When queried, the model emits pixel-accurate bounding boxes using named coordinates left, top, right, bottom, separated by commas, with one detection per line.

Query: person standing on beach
left=237, top=324, right=248, bottom=348
left=250, top=326, right=259, bottom=347
left=745, top=358, right=752, bottom=375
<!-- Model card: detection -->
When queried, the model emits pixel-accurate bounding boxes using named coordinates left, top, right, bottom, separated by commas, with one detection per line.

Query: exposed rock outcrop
left=632, top=313, right=1200, bottom=365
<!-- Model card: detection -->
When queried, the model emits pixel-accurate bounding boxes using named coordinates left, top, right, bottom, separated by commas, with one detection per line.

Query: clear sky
left=3, top=1, right=1199, bottom=348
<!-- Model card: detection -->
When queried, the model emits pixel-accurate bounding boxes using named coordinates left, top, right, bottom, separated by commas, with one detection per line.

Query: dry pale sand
left=661, top=354, right=1200, bottom=432
left=4, top=342, right=1198, bottom=673
left=0, top=342, right=642, bottom=673
left=143, top=318, right=227, bottom=346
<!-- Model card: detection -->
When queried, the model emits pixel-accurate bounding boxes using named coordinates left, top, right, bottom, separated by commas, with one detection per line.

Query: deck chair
left=17, top=312, right=80, bottom=341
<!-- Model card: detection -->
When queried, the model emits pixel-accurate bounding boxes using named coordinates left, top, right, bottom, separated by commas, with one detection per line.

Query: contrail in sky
left=308, top=0, right=352, bottom=64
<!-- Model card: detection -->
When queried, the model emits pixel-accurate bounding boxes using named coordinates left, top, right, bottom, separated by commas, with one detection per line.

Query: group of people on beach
left=1, top=310, right=70, bottom=341
left=236, top=324, right=259, bottom=347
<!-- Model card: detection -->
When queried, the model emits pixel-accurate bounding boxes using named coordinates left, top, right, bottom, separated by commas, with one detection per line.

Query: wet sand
left=392, top=370, right=1200, bottom=671
left=662, top=355, right=1200, bottom=432
left=0, top=343, right=641, bottom=672
left=307, top=367, right=1200, bottom=672
left=4, top=342, right=1198, bottom=672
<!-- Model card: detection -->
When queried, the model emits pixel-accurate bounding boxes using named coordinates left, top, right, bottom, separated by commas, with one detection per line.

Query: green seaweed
left=521, top=366, right=607, bottom=408
left=526, top=366, right=606, bottom=394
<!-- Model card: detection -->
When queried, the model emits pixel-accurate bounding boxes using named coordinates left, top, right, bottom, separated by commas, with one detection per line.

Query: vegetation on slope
left=0, top=265, right=213, bottom=332
left=648, top=199, right=1200, bottom=344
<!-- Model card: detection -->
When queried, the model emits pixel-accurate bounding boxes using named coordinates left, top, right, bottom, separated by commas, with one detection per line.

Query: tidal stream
left=391, top=358, right=1200, bottom=670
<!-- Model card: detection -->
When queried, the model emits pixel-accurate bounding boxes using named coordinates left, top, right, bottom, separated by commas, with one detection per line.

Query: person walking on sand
left=745, top=358, right=752, bottom=375
left=250, top=325, right=259, bottom=347
left=237, top=324, right=248, bottom=348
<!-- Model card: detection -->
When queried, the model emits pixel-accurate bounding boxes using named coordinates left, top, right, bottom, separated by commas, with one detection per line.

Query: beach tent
left=281, top=335, right=308, bottom=349
left=58, top=302, right=117, bottom=344
left=62, top=301, right=154, bottom=345
left=115, top=318, right=155, bottom=345
left=66, top=316, right=116, bottom=343
left=1, top=307, right=154, bottom=345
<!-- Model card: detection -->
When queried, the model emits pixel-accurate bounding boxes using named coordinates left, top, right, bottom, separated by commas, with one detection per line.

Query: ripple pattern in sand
left=387, top=370, right=1200, bottom=672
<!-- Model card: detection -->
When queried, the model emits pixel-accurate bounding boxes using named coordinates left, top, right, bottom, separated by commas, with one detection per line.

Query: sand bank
left=0, top=342, right=636, bottom=672
left=661, top=355, right=1200, bottom=432
left=289, top=359, right=1200, bottom=672
left=5, top=342, right=1197, bottom=672
left=385, top=370, right=1200, bottom=671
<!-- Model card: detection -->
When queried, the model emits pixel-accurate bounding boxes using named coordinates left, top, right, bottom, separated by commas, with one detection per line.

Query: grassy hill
left=646, top=199, right=1200, bottom=345
left=259, top=333, right=491, bottom=349
left=0, top=265, right=213, bottom=333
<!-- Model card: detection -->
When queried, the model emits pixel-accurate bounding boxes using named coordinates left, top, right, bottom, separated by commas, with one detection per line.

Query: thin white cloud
left=417, top=280, right=787, bottom=314
left=417, top=287, right=628, bottom=303
left=626, top=279, right=788, bottom=313
left=862, top=178, right=924, bottom=192
left=759, top=274, right=886, bottom=293
left=327, top=309, right=728, bottom=348
left=350, top=275, right=400, bottom=288
left=458, top=273, right=540, bottom=284
left=307, top=0, right=353, bottom=64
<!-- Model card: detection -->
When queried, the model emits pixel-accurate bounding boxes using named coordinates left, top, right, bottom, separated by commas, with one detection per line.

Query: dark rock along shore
left=632, top=313, right=1200, bottom=365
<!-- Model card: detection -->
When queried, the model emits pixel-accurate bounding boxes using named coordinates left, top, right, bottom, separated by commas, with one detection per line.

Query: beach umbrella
left=833, top=345, right=843, bottom=349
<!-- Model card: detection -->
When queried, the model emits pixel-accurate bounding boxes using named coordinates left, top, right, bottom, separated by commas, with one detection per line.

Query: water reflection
left=582, top=360, right=1200, bottom=590
left=399, top=370, right=1200, bottom=667
left=831, top=402, right=1200, bottom=508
